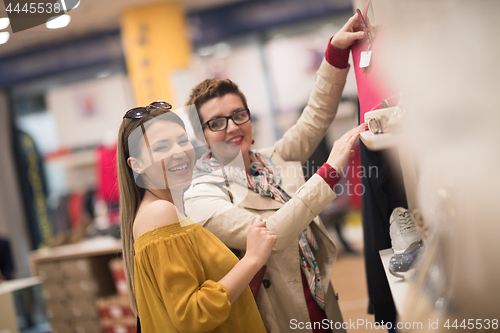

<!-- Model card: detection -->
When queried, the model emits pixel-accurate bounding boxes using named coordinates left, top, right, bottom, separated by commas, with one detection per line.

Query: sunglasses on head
left=123, top=101, right=172, bottom=119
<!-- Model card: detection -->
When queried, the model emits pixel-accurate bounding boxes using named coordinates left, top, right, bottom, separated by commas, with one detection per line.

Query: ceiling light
left=46, top=15, right=71, bottom=29
left=0, top=17, right=9, bottom=30
left=213, top=43, right=232, bottom=59
left=96, top=71, right=112, bottom=79
left=0, top=32, right=9, bottom=44
left=197, top=46, right=214, bottom=57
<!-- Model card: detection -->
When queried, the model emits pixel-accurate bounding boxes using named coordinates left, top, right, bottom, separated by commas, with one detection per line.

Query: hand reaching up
left=330, top=13, right=365, bottom=50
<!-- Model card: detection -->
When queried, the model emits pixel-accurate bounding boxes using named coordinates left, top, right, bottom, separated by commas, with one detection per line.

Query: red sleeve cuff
left=325, top=37, right=350, bottom=69
left=316, top=163, right=342, bottom=190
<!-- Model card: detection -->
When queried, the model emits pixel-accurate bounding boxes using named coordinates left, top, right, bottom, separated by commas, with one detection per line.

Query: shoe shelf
left=379, top=248, right=409, bottom=317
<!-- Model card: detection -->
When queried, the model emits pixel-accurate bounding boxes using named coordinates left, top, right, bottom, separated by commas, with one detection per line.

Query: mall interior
left=0, top=1, right=499, bottom=332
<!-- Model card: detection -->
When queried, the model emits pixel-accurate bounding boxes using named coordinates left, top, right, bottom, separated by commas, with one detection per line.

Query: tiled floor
left=325, top=211, right=386, bottom=333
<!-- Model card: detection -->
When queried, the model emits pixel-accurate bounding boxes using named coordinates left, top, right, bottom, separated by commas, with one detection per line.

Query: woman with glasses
left=184, top=14, right=366, bottom=333
left=117, top=102, right=276, bottom=333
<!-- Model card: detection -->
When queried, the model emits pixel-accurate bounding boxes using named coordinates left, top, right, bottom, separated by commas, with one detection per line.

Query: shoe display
left=389, top=241, right=423, bottom=279
left=411, top=208, right=430, bottom=243
left=388, top=207, right=425, bottom=279
left=389, top=207, right=422, bottom=254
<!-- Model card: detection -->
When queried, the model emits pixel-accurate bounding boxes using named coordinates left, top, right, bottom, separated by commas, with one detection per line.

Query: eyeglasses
left=202, top=109, right=251, bottom=132
left=123, top=101, right=172, bottom=119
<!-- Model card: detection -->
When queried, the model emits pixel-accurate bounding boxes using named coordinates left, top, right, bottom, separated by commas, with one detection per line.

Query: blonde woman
left=117, top=102, right=276, bottom=332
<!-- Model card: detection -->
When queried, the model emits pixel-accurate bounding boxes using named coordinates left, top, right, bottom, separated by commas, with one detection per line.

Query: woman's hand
left=326, top=123, right=367, bottom=173
left=330, top=13, right=365, bottom=50
left=218, top=220, right=276, bottom=303
left=245, top=221, right=277, bottom=267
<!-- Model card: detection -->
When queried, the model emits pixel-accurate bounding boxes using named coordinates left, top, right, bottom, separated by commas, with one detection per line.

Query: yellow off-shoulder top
left=133, top=218, right=267, bottom=333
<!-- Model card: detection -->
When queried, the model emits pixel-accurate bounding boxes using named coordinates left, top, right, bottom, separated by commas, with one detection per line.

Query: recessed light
left=46, top=15, right=71, bottom=29
left=0, top=18, right=9, bottom=30
left=0, top=32, right=10, bottom=44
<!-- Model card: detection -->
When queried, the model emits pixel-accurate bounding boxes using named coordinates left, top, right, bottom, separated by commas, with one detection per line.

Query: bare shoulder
left=133, top=200, right=182, bottom=241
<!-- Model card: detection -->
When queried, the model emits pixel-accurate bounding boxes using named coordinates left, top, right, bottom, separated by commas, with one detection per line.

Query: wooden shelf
left=30, top=236, right=121, bottom=265
left=0, top=276, right=41, bottom=295
left=0, top=277, right=46, bottom=333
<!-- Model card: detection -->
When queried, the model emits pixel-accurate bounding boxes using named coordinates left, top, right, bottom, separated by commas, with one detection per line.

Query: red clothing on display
left=96, top=144, right=119, bottom=203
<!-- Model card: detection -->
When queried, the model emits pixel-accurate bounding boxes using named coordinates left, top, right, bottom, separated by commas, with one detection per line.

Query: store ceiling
left=0, top=0, right=245, bottom=57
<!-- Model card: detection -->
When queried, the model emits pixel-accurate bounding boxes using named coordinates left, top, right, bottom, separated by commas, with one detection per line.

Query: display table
left=379, top=248, right=409, bottom=317
left=30, top=236, right=122, bottom=270
left=29, top=237, right=122, bottom=333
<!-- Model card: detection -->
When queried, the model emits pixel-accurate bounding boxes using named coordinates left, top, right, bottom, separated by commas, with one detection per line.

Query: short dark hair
left=185, top=78, right=248, bottom=132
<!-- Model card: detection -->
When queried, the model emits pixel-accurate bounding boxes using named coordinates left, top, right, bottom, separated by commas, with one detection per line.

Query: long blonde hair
left=117, top=108, right=183, bottom=313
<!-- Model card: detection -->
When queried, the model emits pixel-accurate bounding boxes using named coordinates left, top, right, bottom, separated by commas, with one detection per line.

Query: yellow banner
left=121, top=2, right=191, bottom=106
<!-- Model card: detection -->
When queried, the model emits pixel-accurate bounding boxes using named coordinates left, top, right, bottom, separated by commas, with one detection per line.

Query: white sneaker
left=389, top=207, right=422, bottom=254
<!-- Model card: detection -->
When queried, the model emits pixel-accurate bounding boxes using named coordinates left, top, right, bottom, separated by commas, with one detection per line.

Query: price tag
left=359, top=51, right=372, bottom=68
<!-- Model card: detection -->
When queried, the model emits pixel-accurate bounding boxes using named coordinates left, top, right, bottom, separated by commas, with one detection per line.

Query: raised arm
left=185, top=124, right=365, bottom=252
left=274, top=13, right=364, bottom=164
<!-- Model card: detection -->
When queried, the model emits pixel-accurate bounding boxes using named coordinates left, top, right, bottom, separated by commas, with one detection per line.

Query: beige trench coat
left=184, top=58, right=349, bottom=333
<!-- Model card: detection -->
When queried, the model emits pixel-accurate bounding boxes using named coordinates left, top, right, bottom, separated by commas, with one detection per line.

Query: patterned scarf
left=194, top=151, right=325, bottom=309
